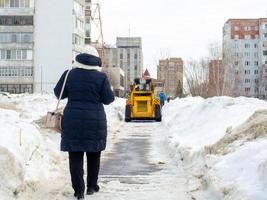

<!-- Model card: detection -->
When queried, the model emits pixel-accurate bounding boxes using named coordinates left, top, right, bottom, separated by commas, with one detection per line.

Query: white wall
left=34, top=0, right=73, bottom=93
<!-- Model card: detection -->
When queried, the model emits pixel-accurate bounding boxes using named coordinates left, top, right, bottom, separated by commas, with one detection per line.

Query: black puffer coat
left=54, top=68, right=115, bottom=152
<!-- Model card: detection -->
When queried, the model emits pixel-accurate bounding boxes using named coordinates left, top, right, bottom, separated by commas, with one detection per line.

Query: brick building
left=157, top=58, right=183, bottom=97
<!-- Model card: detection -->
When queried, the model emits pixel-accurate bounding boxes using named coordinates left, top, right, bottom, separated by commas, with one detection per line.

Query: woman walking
left=54, top=47, right=114, bottom=200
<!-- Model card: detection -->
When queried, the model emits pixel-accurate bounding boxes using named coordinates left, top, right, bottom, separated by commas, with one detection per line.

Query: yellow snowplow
left=125, top=78, right=162, bottom=122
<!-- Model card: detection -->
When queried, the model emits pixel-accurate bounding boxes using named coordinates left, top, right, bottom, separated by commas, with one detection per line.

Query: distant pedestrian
left=54, top=46, right=114, bottom=200
left=167, top=96, right=171, bottom=103
left=159, top=91, right=166, bottom=107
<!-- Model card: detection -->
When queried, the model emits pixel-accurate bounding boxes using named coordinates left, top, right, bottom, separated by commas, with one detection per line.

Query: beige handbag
left=46, top=70, right=71, bottom=133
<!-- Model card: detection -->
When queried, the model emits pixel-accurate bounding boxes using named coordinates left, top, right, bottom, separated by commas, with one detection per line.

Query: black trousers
left=68, top=151, right=101, bottom=195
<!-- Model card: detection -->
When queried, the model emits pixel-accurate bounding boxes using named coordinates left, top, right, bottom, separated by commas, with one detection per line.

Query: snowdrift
left=161, top=96, right=267, bottom=199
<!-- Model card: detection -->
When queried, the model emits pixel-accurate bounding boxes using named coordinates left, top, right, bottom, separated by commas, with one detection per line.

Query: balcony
left=0, top=8, right=34, bottom=15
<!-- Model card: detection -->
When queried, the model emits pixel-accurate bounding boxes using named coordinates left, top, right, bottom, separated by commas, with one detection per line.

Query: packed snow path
left=20, top=121, right=206, bottom=200
left=96, top=121, right=191, bottom=200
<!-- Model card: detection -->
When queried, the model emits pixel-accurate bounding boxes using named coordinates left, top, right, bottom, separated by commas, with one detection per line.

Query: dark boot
left=74, top=193, right=84, bottom=200
left=86, top=185, right=100, bottom=195
left=77, top=194, right=84, bottom=200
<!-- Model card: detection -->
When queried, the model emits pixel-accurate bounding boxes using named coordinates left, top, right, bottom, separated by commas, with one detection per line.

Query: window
left=255, top=87, right=259, bottom=93
left=127, top=53, right=130, bottom=60
left=0, top=33, right=33, bottom=43
left=120, top=53, right=123, bottom=59
left=265, top=61, right=267, bottom=64
left=255, top=34, right=259, bottom=39
left=254, top=52, right=259, bottom=58
left=245, top=88, right=251, bottom=92
left=254, top=44, right=258, bottom=48
left=0, top=0, right=4, bottom=7
left=255, top=70, right=259, bottom=74
left=263, top=50, right=267, bottom=56
left=234, top=26, right=239, bottom=31
left=10, top=0, right=15, bottom=7
left=245, top=35, right=251, bottom=39
left=16, top=50, right=21, bottom=59
left=235, top=61, right=239, bottom=66
left=244, top=26, right=251, bottom=31
left=134, top=53, right=138, bottom=59
left=245, top=79, right=250, bottom=83
left=245, top=61, right=250, bottom=66
left=255, top=79, right=259, bottom=83
left=0, top=49, right=32, bottom=60
left=11, top=49, right=16, bottom=59
left=254, top=61, right=259, bottom=66
left=264, top=33, right=267, bottom=38
left=265, top=24, right=267, bottom=29
left=245, top=70, right=251, bottom=74
left=255, top=26, right=259, bottom=31
left=20, top=0, right=30, bottom=8
left=6, top=50, right=11, bottom=59
left=22, top=49, right=26, bottom=59
left=235, top=52, right=239, bottom=57
left=0, top=16, right=33, bottom=26
left=0, top=84, right=33, bottom=94
left=244, top=52, right=250, bottom=57
left=0, top=49, right=5, bottom=59
left=245, top=43, right=250, bottom=48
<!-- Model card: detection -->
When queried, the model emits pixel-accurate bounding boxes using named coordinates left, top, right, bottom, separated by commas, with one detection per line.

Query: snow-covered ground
left=160, top=96, right=267, bottom=200
left=1, top=93, right=267, bottom=199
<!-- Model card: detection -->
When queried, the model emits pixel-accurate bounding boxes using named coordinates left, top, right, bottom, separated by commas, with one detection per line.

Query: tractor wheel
left=155, top=104, right=162, bottom=122
left=125, top=105, right=131, bottom=122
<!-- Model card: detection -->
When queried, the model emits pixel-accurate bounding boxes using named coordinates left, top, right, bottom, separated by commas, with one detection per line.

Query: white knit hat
left=84, top=45, right=100, bottom=58
left=73, top=45, right=102, bottom=71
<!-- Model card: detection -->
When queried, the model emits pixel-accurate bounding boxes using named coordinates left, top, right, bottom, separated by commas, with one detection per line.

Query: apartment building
left=0, top=0, right=35, bottom=93
left=223, top=18, right=267, bottom=98
left=116, top=37, right=143, bottom=92
left=0, top=0, right=88, bottom=93
left=157, top=58, right=183, bottom=97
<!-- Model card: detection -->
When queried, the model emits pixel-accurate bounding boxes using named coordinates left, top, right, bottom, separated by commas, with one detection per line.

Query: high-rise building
left=223, top=18, right=267, bottom=98
left=0, top=0, right=35, bottom=93
left=157, top=58, right=183, bottom=97
left=0, top=0, right=88, bottom=93
left=116, top=37, right=143, bottom=91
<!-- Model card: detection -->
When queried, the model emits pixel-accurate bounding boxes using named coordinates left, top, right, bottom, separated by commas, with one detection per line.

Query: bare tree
left=185, top=58, right=209, bottom=97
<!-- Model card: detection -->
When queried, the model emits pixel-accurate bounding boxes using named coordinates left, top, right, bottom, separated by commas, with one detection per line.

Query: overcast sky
left=93, top=0, right=267, bottom=77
